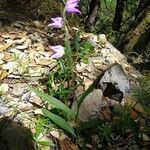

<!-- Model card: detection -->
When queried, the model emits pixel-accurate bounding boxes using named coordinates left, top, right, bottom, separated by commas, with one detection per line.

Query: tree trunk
left=85, top=0, right=101, bottom=31
left=129, top=0, right=150, bottom=30
left=112, top=0, right=127, bottom=31
left=121, top=11, right=150, bottom=53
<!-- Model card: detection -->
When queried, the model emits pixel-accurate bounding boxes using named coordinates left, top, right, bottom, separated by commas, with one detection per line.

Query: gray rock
left=72, top=89, right=107, bottom=122
left=99, top=64, right=130, bottom=96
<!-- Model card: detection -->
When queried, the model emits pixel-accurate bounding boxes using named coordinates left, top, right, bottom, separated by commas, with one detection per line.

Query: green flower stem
left=63, top=8, right=74, bottom=75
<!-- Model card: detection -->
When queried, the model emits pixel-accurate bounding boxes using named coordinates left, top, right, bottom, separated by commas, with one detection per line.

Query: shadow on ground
left=0, top=117, right=35, bottom=150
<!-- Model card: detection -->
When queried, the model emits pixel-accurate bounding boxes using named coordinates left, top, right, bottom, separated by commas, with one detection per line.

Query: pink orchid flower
left=66, top=0, right=81, bottom=14
left=48, top=17, right=63, bottom=28
left=50, top=45, right=65, bottom=59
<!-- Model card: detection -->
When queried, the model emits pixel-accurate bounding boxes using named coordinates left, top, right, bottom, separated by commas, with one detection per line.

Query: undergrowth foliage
left=76, top=77, right=150, bottom=149
left=132, top=77, right=150, bottom=112
left=31, top=75, right=150, bottom=149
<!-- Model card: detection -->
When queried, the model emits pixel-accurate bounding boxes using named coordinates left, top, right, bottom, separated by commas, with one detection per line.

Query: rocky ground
left=0, top=21, right=149, bottom=149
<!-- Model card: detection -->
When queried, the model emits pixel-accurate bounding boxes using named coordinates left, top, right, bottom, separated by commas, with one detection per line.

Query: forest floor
left=0, top=21, right=150, bottom=150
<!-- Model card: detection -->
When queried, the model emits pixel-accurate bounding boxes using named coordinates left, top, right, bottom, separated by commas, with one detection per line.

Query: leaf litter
left=0, top=21, right=149, bottom=149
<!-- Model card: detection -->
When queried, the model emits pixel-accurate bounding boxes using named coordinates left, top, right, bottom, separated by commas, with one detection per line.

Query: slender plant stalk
left=62, top=8, right=74, bottom=75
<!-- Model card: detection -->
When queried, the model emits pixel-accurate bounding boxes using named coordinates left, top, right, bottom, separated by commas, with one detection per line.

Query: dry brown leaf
left=16, top=42, right=29, bottom=50
left=0, top=43, right=12, bottom=51
left=38, top=51, right=53, bottom=57
left=15, top=37, right=27, bottom=44
left=76, top=62, right=87, bottom=72
left=35, top=43, right=45, bottom=51
left=2, top=33, right=16, bottom=39
left=0, top=70, right=9, bottom=80
left=3, top=52, right=12, bottom=61
left=28, top=67, right=45, bottom=77
left=4, top=39, right=14, bottom=44
left=124, top=97, right=144, bottom=112
left=83, top=76, right=95, bottom=90
left=58, top=137, right=79, bottom=150
left=0, top=60, right=3, bottom=65
left=36, top=59, right=54, bottom=65
left=0, top=37, right=3, bottom=43
left=99, top=106, right=112, bottom=121
left=121, top=97, right=145, bottom=119
left=0, top=53, right=4, bottom=60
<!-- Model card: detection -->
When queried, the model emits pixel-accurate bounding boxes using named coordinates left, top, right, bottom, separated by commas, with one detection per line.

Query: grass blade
left=38, top=140, right=55, bottom=147
left=42, top=108, right=76, bottom=137
left=30, top=87, right=76, bottom=118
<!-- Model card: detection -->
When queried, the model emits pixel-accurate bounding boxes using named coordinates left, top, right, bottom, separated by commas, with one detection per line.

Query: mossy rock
left=0, top=0, right=61, bottom=23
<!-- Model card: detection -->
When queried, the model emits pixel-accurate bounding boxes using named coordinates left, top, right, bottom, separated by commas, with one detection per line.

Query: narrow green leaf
left=42, top=108, right=76, bottom=137
left=38, top=140, right=55, bottom=147
left=29, top=87, right=75, bottom=118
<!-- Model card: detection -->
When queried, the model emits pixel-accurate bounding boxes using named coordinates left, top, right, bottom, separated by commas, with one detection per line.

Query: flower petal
left=50, top=53, right=64, bottom=59
left=66, top=0, right=81, bottom=14
left=48, top=17, right=63, bottom=28
left=66, top=7, right=81, bottom=14
left=52, top=17, right=63, bottom=22
left=49, top=45, right=65, bottom=59
left=48, top=23, right=63, bottom=28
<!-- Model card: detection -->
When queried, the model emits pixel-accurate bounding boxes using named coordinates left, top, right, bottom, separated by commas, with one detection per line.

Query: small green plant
left=52, top=84, right=72, bottom=101
left=29, top=1, right=83, bottom=147
left=12, top=53, right=29, bottom=74
left=34, top=118, right=55, bottom=149
left=131, top=77, right=150, bottom=112
left=30, top=88, right=75, bottom=118
left=76, top=99, right=148, bottom=149
left=42, top=108, right=76, bottom=137
left=114, top=105, right=140, bottom=137
left=98, top=122, right=113, bottom=145
left=72, top=33, right=94, bottom=63
left=30, top=87, right=76, bottom=137
left=47, top=60, right=74, bottom=103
